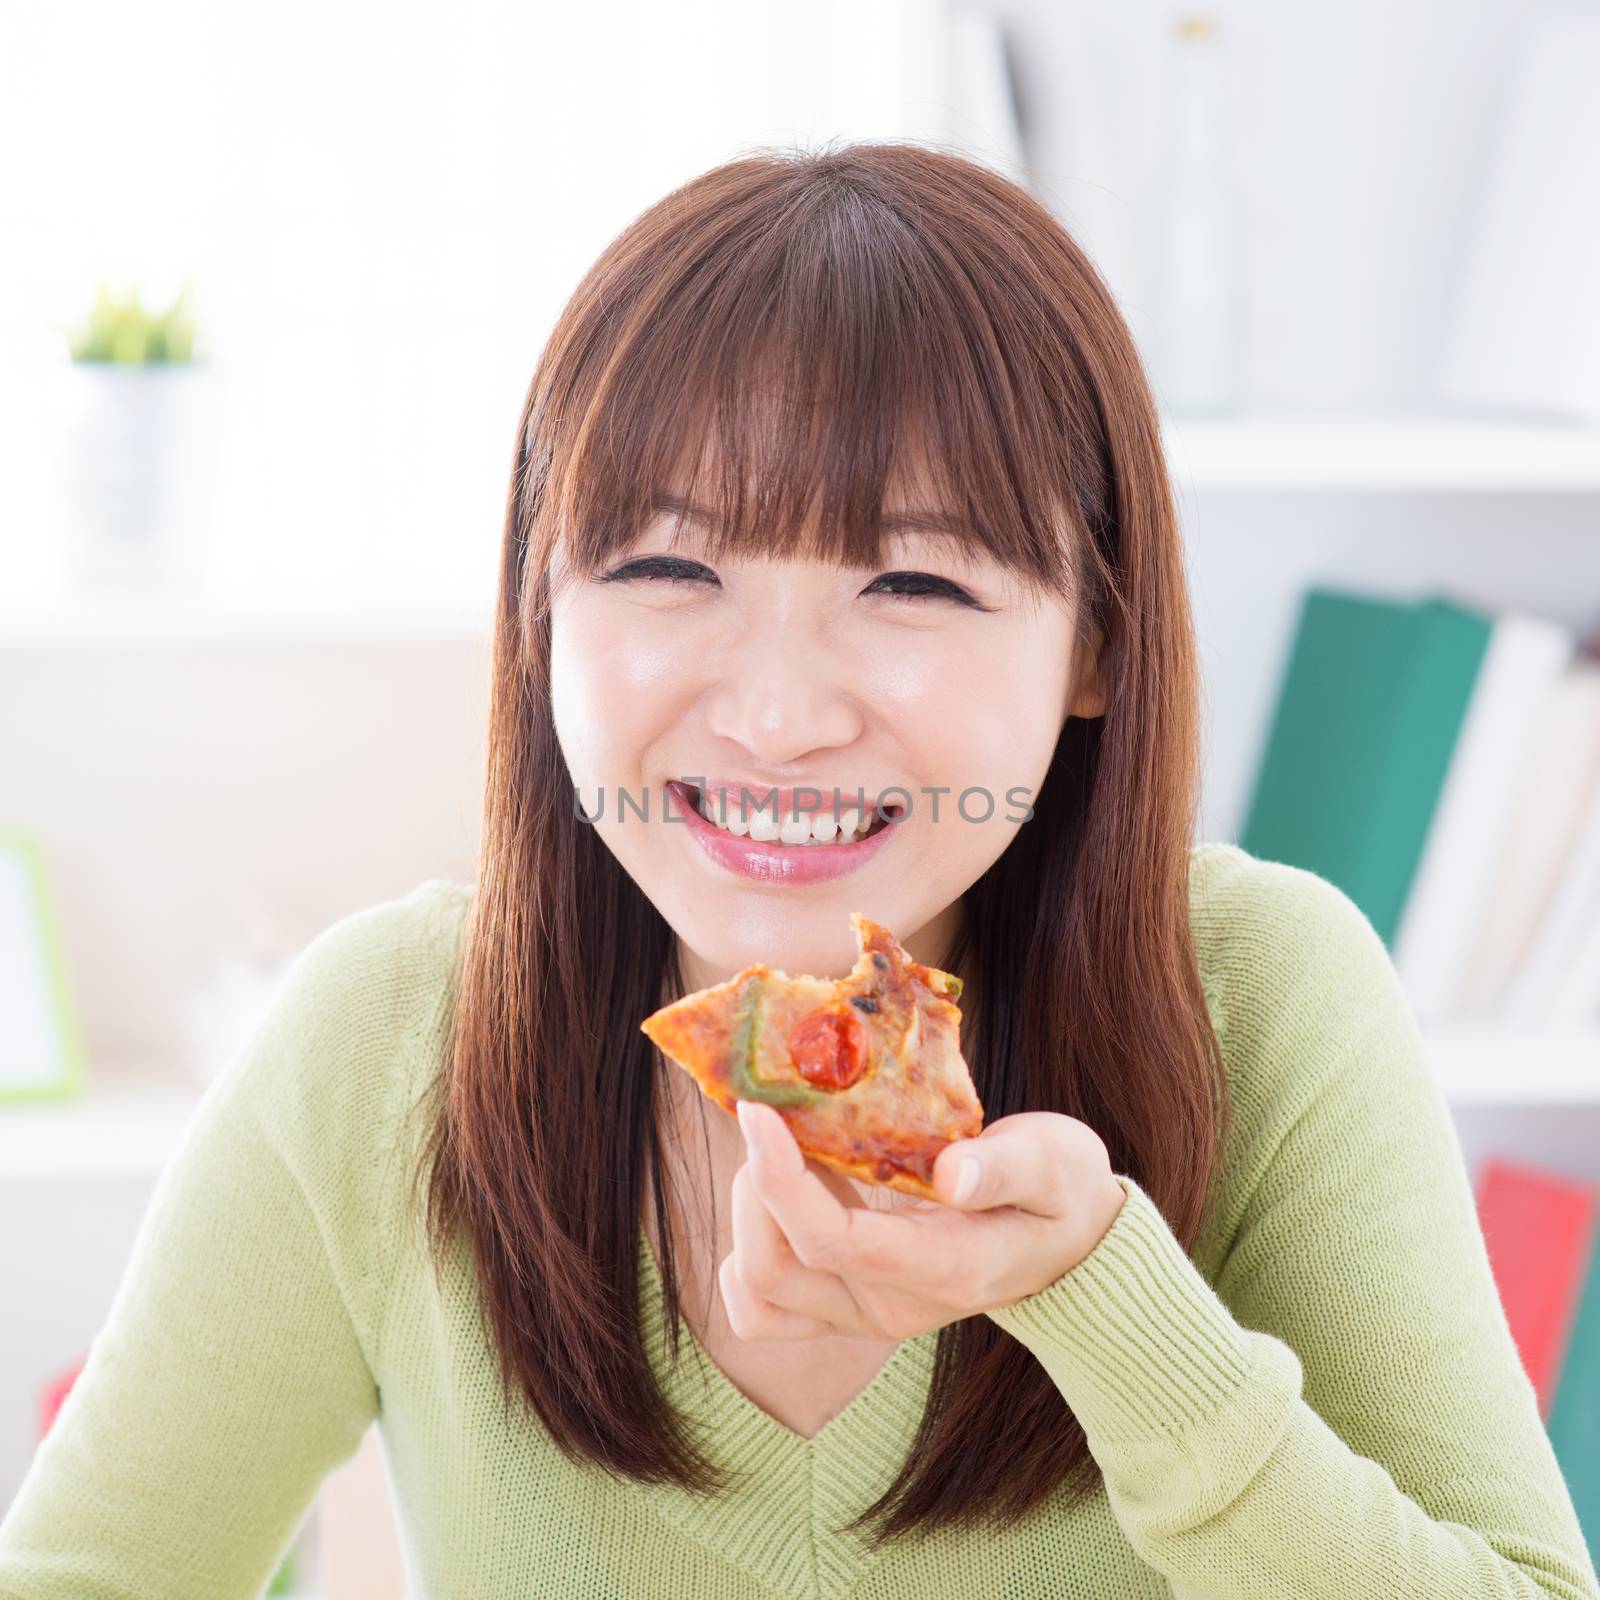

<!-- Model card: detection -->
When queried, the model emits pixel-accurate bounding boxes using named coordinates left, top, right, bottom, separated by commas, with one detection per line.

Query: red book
left=38, top=1355, right=86, bottom=1439
left=1475, top=1158, right=1599, bottom=1417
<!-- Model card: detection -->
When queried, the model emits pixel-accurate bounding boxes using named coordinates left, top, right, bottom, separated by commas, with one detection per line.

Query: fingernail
left=736, top=1098, right=768, bottom=1162
left=951, top=1157, right=981, bottom=1205
left=737, top=1100, right=799, bottom=1175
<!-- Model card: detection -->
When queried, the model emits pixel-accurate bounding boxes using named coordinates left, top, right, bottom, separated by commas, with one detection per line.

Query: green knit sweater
left=1, top=843, right=1595, bottom=1598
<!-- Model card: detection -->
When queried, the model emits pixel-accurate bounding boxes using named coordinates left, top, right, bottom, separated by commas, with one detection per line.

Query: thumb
left=931, top=1112, right=1083, bottom=1217
left=933, top=1143, right=990, bottom=1208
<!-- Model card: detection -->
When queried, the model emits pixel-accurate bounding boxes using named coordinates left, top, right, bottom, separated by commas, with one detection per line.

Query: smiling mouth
left=675, top=782, right=904, bottom=846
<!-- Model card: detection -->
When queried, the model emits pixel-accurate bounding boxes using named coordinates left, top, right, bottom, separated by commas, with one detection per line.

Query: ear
left=1067, top=623, right=1108, bottom=719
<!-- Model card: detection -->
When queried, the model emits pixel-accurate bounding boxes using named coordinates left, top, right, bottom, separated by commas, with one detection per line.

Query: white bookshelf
left=1161, top=413, right=1600, bottom=494
left=1, top=1031, right=1595, bottom=1187
left=1424, top=1025, right=1600, bottom=1106
left=0, top=1072, right=205, bottom=1181
left=1, top=413, right=1598, bottom=653
left=0, top=590, right=491, bottom=644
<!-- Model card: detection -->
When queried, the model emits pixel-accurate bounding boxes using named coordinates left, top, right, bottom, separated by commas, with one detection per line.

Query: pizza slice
left=639, top=912, right=983, bottom=1200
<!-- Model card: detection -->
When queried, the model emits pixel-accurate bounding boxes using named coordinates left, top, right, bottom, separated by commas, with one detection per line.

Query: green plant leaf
left=66, top=276, right=199, bottom=365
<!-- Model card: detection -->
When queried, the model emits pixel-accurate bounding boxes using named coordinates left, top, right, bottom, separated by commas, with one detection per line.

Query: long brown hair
left=409, top=138, right=1229, bottom=1542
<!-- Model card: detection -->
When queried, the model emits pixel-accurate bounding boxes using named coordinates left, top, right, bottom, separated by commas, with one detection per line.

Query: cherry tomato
left=787, top=1003, right=869, bottom=1090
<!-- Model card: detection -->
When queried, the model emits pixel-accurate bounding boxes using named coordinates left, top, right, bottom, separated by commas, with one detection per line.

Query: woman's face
left=548, top=489, right=1105, bottom=992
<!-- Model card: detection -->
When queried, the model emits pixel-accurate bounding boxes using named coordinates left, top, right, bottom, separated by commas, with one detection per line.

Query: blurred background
left=4, top=0, right=1599, bottom=1592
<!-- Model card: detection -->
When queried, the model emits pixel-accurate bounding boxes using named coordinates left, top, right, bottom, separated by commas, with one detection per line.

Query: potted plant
left=50, top=277, right=221, bottom=593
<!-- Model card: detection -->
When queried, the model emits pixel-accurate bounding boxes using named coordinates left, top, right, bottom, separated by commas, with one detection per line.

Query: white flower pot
left=49, top=361, right=222, bottom=594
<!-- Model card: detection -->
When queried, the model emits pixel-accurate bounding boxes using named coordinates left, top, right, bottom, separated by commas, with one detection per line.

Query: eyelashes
left=866, top=570, right=983, bottom=607
left=597, top=555, right=991, bottom=610
left=599, top=555, right=714, bottom=587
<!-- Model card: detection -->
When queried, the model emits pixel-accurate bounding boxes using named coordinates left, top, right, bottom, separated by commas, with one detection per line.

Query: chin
left=670, top=896, right=871, bottom=986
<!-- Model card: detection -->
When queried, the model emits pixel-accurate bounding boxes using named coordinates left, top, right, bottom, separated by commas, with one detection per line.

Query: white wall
left=0, top=632, right=489, bottom=1075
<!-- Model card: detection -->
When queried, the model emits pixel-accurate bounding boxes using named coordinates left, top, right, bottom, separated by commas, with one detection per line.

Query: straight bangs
left=528, top=148, right=1111, bottom=614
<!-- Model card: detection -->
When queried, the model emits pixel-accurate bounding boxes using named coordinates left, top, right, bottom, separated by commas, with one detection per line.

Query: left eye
left=865, top=570, right=981, bottom=607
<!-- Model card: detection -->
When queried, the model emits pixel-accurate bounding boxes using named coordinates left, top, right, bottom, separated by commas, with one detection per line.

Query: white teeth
left=693, top=789, right=884, bottom=845
left=697, top=792, right=751, bottom=835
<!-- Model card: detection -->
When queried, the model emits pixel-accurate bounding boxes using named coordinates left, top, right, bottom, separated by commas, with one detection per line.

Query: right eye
left=597, top=555, right=719, bottom=588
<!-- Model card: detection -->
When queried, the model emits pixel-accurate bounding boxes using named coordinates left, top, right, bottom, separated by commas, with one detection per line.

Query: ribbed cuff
left=985, top=1172, right=1257, bottom=1445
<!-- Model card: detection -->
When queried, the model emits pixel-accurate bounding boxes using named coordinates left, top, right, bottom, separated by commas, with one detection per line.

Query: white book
left=1500, top=764, right=1600, bottom=1024
left=1438, top=13, right=1600, bottom=421
left=1545, top=876, right=1600, bottom=1022
left=1391, top=610, right=1573, bottom=1022
left=1450, top=661, right=1600, bottom=1015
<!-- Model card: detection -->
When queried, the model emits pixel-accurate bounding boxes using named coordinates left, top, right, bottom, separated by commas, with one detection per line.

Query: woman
left=1, top=143, right=1594, bottom=1599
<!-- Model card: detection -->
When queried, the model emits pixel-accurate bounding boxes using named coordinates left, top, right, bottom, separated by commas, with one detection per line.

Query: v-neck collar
left=633, top=1226, right=937, bottom=1600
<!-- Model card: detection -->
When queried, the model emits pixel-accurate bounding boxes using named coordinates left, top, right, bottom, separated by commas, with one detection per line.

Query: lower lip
left=665, top=780, right=902, bottom=885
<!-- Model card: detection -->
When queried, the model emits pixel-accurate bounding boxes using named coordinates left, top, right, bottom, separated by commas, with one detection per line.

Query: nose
left=703, top=594, right=863, bottom=765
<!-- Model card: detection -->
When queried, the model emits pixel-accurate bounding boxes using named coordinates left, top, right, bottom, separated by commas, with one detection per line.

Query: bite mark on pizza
left=640, top=913, right=984, bottom=1199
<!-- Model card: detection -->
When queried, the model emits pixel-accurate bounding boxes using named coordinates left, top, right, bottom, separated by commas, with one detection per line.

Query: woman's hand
left=719, top=1099, right=1128, bottom=1342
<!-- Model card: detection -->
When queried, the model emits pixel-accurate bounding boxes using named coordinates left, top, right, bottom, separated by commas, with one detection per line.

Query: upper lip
left=674, top=777, right=896, bottom=815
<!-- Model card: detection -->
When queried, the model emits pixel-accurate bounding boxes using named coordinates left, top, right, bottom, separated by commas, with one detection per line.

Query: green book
left=1238, top=589, right=1493, bottom=947
left=1548, top=1240, right=1600, bottom=1558
left=265, top=1539, right=297, bottom=1595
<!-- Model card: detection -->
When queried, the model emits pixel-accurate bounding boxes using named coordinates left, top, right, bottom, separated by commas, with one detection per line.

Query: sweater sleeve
left=0, top=883, right=452, bottom=1598
left=987, top=851, right=1600, bottom=1600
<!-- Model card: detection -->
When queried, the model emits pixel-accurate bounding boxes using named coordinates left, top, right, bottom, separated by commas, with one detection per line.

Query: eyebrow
left=650, top=493, right=973, bottom=540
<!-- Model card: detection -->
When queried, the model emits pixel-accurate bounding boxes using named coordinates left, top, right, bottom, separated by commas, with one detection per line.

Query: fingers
left=931, top=1111, right=1105, bottom=1218
left=731, top=1100, right=1095, bottom=1330
left=717, top=1249, right=834, bottom=1340
left=735, top=1100, right=916, bottom=1280
left=727, top=1159, right=861, bottom=1330
left=733, top=1100, right=994, bottom=1321
left=727, top=1101, right=1121, bottom=1331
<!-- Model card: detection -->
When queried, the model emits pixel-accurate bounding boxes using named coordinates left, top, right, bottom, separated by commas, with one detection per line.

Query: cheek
left=550, top=603, right=698, bottom=781
left=862, top=624, right=1070, bottom=787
